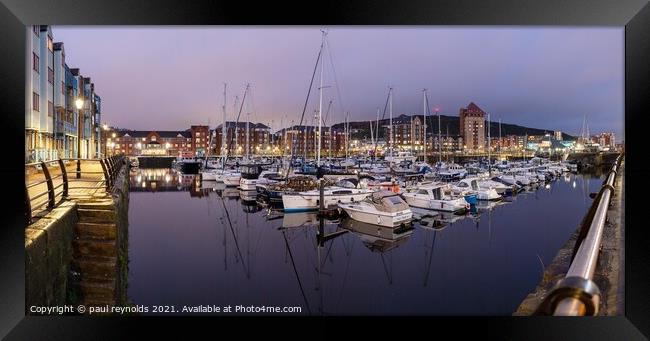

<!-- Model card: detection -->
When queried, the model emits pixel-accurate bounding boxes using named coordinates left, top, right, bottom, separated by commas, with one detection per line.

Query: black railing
left=25, top=154, right=126, bottom=226
left=535, top=153, right=623, bottom=316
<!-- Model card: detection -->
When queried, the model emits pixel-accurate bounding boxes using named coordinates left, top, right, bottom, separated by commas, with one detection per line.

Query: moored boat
left=338, top=190, right=412, bottom=228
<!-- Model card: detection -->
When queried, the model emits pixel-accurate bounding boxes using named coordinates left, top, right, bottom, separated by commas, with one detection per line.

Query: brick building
left=459, top=102, right=486, bottom=152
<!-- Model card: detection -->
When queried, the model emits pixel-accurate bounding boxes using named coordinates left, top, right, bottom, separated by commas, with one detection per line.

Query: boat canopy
left=370, top=191, right=410, bottom=213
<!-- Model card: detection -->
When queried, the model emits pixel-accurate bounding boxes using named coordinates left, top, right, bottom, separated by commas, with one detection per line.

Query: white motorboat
left=338, top=191, right=413, bottom=228
left=385, top=151, right=417, bottom=164
left=477, top=178, right=511, bottom=195
left=222, top=173, right=242, bottom=186
left=282, top=186, right=373, bottom=212
left=451, top=178, right=501, bottom=201
left=401, top=184, right=470, bottom=213
left=240, top=170, right=282, bottom=191
left=436, top=163, right=467, bottom=180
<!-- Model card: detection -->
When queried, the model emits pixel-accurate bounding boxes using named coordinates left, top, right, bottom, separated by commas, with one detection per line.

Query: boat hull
left=402, top=195, right=469, bottom=213
left=338, top=203, right=412, bottom=228
left=282, top=190, right=372, bottom=212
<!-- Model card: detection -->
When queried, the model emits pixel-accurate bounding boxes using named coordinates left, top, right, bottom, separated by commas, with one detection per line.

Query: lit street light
left=75, top=98, right=84, bottom=178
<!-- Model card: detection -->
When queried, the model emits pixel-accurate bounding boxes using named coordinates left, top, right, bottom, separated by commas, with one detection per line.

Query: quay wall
left=25, top=162, right=130, bottom=312
left=137, top=156, right=175, bottom=168
left=514, top=159, right=624, bottom=316
left=25, top=201, right=78, bottom=309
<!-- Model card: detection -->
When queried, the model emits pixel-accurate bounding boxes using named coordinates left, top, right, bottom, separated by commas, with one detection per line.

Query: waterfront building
left=459, top=102, right=486, bottom=152
left=214, top=122, right=271, bottom=156
left=554, top=130, right=563, bottom=141
left=382, top=114, right=425, bottom=152
left=597, top=132, right=616, bottom=150
left=190, top=125, right=210, bottom=157
left=275, top=125, right=346, bottom=157
left=25, top=25, right=102, bottom=162
left=108, top=130, right=193, bottom=157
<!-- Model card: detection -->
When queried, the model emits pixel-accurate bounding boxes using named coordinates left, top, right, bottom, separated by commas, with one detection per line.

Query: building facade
left=107, top=130, right=193, bottom=157
left=459, top=102, right=486, bottom=152
left=597, top=132, right=616, bottom=150
left=214, top=122, right=271, bottom=156
left=25, top=25, right=102, bottom=162
left=382, top=114, right=426, bottom=152
left=275, top=125, right=346, bottom=157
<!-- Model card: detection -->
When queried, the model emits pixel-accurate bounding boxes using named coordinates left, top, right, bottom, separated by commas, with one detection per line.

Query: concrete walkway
left=26, top=161, right=109, bottom=221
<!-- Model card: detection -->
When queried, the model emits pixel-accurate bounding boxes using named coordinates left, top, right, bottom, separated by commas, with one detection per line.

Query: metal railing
left=25, top=154, right=126, bottom=226
left=535, top=153, right=623, bottom=316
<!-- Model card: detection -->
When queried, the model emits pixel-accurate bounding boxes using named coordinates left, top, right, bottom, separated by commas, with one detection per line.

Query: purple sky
left=52, top=26, right=624, bottom=138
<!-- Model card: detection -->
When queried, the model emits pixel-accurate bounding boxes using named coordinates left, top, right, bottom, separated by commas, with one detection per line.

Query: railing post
left=41, top=161, right=55, bottom=209
left=25, top=183, right=32, bottom=226
left=76, top=159, right=81, bottom=179
left=106, top=158, right=114, bottom=187
left=100, top=159, right=110, bottom=191
left=58, top=159, right=68, bottom=197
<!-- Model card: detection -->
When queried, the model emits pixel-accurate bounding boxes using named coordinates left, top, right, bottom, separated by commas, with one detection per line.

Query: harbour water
left=127, top=167, right=605, bottom=315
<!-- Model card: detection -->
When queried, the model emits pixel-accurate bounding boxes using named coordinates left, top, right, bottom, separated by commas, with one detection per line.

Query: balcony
left=27, top=148, right=59, bottom=163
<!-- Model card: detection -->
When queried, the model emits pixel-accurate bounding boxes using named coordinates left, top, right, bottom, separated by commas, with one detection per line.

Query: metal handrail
left=535, top=153, right=623, bottom=316
left=25, top=154, right=126, bottom=225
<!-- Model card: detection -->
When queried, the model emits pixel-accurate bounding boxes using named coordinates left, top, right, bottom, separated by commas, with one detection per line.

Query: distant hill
left=331, top=114, right=575, bottom=141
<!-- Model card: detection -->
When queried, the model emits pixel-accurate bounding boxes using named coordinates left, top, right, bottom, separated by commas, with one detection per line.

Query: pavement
left=26, top=160, right=109, bottom=221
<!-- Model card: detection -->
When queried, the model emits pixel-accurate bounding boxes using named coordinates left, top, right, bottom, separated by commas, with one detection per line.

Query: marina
left=127, top=164, right=609, bottom=315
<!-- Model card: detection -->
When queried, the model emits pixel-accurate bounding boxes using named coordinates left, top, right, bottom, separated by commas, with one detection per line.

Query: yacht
left=258, top=175, right=318, bottom=204
left=385, top=151, right=417, bottom=164
left=282, top=186, right=374, bottom=212
left=401, top=184, right=470, bottom=213
left=437, top=163, right=467, bottom=181
left=451, top=178, right=501, bottom=201
left=338, top=191, right=413, bottom=228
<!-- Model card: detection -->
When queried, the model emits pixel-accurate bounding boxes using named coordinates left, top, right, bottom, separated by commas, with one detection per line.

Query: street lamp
left=75, top=98, right=84, bottom=178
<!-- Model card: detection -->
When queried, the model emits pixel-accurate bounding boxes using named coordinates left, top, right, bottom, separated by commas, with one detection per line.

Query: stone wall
left=111, top=163, right=130, bottom=305
left=25, top=161, right=130, bottom=312
left=25, top=201, right=78, bottom=310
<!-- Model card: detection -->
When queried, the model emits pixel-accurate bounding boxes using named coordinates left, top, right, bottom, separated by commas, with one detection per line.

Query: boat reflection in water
left=127, top=166, right=607, bottom=315
left=281, top=211, right=320, bottom=229
left=340, top=218, right=414, bottom=253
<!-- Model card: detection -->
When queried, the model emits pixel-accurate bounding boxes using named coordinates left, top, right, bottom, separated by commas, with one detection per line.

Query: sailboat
left=282, top=30, right=373, bottom=212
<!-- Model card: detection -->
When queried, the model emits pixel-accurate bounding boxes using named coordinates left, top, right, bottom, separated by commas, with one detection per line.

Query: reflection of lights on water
left=165, top=175, right=171, bottom=183
left=545, top=184, right=551, bottom=189
left=141, top=181, right=146, bottom=187
left=572, top=181, right=576, bottom=188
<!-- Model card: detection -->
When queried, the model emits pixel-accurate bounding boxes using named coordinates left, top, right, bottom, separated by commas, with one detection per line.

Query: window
left=32, top=53, right=39, bottom=73
left=33, top=25, right=39, bottom=36
left=47, top=36, right=53, bottom=52
left=48, top=101, right=53, bottom=116
left=32, top=92, right=39, bottom=112
left=48, top=67, right=54, bottom=84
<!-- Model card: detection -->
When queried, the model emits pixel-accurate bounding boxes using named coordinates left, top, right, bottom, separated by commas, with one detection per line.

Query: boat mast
left=317, top=29, right=326, bottom=167
left=344, top=111, right=350, bottom=159
left=221, top=83, right=227, bottom=159
left=437, top=108, right=441, bottom=165
left=233, top=95, right=240, bottom=156
left=487, top=112, right=491, bottom=176
left=498, top=118, right=502, bottom=159
left=389, top=86, right=393, bottom=153
left=422, top=89, right=427, bottom=164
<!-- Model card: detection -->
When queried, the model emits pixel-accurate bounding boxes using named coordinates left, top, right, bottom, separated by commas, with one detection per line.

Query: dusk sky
left=53, top=26, right=624, bottom=138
